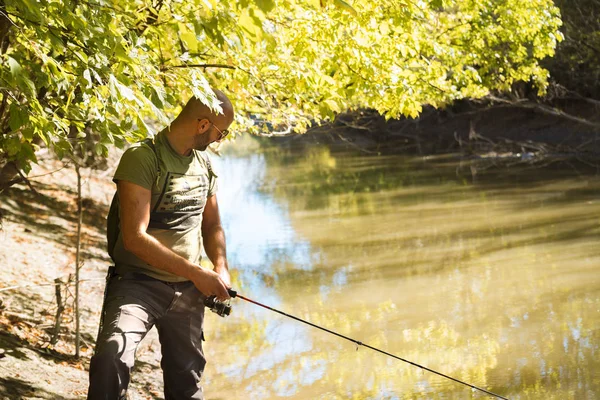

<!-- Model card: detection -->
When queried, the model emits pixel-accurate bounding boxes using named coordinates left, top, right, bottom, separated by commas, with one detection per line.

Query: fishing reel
left=203, top=289, right=237, bottom=317
left=204, top=296, right=232, bottom=317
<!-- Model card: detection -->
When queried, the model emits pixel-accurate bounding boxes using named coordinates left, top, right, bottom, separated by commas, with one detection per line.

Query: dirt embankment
left=0, top=155, right=165, bottom=399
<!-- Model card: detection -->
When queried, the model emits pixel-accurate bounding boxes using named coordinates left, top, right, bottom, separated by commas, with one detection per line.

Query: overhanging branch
left=161, top=63, right=237, bottom=71
left=487, top=95, right=600, bottom=129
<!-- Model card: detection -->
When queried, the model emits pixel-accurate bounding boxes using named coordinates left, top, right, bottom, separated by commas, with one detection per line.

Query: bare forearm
left=202, top=224, right=228, bottom=271
left=124, top=232, right=198, bottom=280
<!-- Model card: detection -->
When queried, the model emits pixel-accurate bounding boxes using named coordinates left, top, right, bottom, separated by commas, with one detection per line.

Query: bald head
left=176, top=89, right=234, bottom=127
left=163, top=89, right=234, bottom=154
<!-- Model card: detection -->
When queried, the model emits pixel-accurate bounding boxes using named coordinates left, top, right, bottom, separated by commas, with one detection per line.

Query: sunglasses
left=199, top=119, right=230, bottom=141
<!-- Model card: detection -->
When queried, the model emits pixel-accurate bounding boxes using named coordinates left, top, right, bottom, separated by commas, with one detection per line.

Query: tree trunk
left=74, top=164, right=83, bottom=358
left=0, top=161, right=19, bottom=192
left=51, top=278, right=65, bottom=345
left=0, top=0, right=15, bottom=191
left=0, top=0, right=11, bottom=55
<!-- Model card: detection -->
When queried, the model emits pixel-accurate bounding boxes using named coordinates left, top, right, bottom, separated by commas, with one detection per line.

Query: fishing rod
left=205, top=289, right=510, bottom=400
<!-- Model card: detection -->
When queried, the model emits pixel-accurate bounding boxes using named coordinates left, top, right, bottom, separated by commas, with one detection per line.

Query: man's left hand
left=214, top=265, right=231, bottom=288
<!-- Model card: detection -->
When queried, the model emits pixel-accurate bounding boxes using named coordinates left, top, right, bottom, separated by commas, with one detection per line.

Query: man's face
left=193, top=119, right=230, bottom=151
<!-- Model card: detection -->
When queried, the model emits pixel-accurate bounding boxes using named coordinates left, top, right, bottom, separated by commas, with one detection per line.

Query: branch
left=343, top=61, right=369, bottom=82
left=418, top=76, right=447, bottom=94
left=434, top=21, right=471, bottom=40
left=558, top=86, right=600, bottom=107
left=161, top=63, right=237, bottom=71
left=3, top=9, right=91, bottom=62
left=334, top=132, right=379, bottom=154
left=16, top=168, right=38, bottom=195
left=26, top=163, right=70, bottom=179
left=135, top=0, right=164, bottom=36
left=0, top=9, right=18, bottom=29
left=259, top=124, right=294, bottom=137
left=335, top=118, right=373, bottom=131
left=0, top=90, right=7, bottom=125
left=0, top=6, right=16, bottom=54
left=487, top=95, right=600, bottom=129
left=580, top=39, right=600, bottom=56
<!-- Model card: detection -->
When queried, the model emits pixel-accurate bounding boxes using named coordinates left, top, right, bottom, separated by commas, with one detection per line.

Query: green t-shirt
left=112, top=131, right=218, bottom=282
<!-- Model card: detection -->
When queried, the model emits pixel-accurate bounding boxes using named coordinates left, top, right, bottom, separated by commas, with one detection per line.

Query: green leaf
left=22, top=127, right=35, bottom=141
left=7, top=57, right=22, bottom=77
left=83, top=69, right=93, bottom=89
left=5, top=137, right=21, bottom=157
left=255, top=0, right=276, bottom=13
left=178, top=23, right=198, bottom=52
left=19, top=142, right=37, bottom=165
left=7, top=57, right=36, bottom=95
left=239, top=9, right=263, bottom=41
left=324, top=98, right=342, bottom=113
left=20, top=0, right=43, bottom=18
left=113, top=42, right=133, bottom=64
left=94, top=143, right=108, bottom=157
left=8, top=103, right=29, bottom=132
left=190, top=70, right=223, bottom=114
left=136, top=114, right=150, bottom=135
left=430, top=0, right=444, bottom=9
left=36, top=125, right=51, bottom=146
left=109, top=74, right=139, bottom=104
left=333, top=0, right=357, bottom=16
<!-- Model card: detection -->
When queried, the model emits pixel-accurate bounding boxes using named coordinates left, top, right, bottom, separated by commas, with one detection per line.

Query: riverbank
left=267, top=98, right=600, bottom=166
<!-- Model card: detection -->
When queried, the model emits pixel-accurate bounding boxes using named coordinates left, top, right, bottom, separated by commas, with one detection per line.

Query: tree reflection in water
left=205, top=142, right=600, bottom=400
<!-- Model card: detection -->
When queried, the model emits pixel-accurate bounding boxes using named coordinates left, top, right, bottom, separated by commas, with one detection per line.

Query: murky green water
left=203, top=140, right=599, bottom=400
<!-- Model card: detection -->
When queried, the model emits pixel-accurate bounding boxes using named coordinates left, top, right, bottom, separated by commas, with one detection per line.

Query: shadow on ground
left=0, top=183, right=109, bottom=263
left=0, top=376, right=79, bottom=400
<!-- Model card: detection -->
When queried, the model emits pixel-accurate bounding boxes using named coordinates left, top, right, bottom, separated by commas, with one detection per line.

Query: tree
left=544, top=0, right=600, bottom=99
left=0, top=0, right=562, bottom=187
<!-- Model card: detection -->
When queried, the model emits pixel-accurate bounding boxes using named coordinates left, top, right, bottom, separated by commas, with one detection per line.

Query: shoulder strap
left=142, top=137, right=160, bottom=185
left=199, top=150, right=217, bottom=182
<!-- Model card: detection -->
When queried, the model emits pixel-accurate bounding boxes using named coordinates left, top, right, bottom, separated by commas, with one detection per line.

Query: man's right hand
left=191, top=267, right=230, bottom=301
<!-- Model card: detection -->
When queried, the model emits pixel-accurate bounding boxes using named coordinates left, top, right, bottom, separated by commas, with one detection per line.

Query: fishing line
left=227, top=289, right=509, bottom=400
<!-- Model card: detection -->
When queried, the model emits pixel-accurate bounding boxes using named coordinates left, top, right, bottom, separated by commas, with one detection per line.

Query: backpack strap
left=199, top=150, right=217, bottom=183
left=142, top=137, right=161, bottom=188
left=106, top=193, right=120, bottom=262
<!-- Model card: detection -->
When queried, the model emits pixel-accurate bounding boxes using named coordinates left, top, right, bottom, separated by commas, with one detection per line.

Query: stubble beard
left=193, top=133, right=211, bottom=151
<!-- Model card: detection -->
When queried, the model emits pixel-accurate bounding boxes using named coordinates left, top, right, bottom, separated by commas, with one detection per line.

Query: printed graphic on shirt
left=149, top=172, right=209, bottom=230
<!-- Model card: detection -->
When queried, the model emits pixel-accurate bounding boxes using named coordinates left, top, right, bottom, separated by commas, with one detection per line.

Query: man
left=88, top=90, right=234, bottom=400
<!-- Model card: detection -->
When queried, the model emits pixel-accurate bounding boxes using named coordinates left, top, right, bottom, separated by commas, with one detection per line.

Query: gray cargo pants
left=87, top=272, right=207, bottom=400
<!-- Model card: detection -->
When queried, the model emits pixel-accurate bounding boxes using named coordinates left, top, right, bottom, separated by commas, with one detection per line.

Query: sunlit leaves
left=0, top=0, right=562, bottom=174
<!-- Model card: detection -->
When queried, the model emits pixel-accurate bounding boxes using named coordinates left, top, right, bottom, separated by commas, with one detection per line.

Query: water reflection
left=205, top=140, right=600, bottom=400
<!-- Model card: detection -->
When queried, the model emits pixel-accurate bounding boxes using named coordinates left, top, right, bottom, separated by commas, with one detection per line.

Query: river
left=201, top=138, right=599, bottom=400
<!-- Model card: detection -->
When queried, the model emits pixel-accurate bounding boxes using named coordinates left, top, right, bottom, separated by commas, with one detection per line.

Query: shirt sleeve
left=113, top=144, right=158, bottom=190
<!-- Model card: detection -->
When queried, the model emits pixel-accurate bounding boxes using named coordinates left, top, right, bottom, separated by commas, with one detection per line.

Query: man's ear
left=198, top=118, right=211, bottom=133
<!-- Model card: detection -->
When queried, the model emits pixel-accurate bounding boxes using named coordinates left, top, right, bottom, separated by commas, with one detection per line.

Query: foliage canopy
left=544, top=0, right=600, bottom=98
left=0, top=0, right=562, bottom=174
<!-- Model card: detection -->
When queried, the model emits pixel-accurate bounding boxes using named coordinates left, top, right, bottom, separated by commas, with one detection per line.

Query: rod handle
left=228, top=288, right=237, bottom=298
